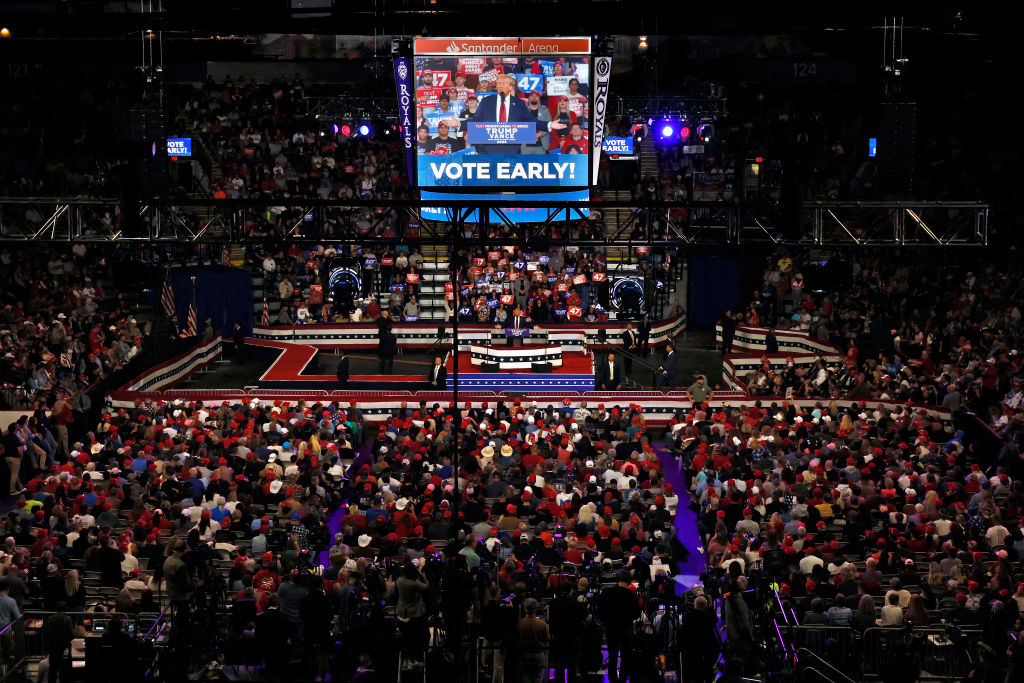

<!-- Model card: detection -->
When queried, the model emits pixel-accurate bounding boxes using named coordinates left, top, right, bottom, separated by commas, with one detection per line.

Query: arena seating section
left=2, top=72, right=1023, bottom=683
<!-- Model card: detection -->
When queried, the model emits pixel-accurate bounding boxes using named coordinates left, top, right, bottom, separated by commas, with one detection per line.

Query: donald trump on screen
left=470, top=73, right=566, bottom=154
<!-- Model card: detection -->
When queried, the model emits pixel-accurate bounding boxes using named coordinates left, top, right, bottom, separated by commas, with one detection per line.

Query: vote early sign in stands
left=166, top=138, right=192, bottom=157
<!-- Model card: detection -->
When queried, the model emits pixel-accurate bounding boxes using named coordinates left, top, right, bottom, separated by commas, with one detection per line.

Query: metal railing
left=0, top=386, right=31, bottom=410
left=0, top=616, right=26, bottom=682
left=797, top=648, right=857, bottom=683
left=0, top=197, right=989, bottom=246
left=786, top=624, right=983, bottom=680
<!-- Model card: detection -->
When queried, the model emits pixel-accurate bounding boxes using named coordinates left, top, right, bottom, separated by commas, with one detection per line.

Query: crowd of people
left=173, top=77, right=411, bottom=206
left=0, top=245, right=149, bottom=429
left=1, top=385, right=699, bottom=682
left=251, top=240, right=678, bottom=325
left=675, top=388, right=1024, bottom=679
left=726, top=248, right=1024, bottom=427
left=690, top=252, right=1024, bottom=679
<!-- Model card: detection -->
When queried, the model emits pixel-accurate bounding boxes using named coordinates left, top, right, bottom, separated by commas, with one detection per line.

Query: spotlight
left=1, top=28, right=11, bottom=38
left=332, top=124, right=339, bottom=135
left=679, top=126, right=690, bottom=139
left=340, top=123, right=352, bottom=136
left=358, top=123, right=371, bottom=137
left=655, top=119, right=680, bottom=140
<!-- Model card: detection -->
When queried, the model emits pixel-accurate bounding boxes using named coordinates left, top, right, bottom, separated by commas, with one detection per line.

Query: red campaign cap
left=489, top=527, right=498, bottom=537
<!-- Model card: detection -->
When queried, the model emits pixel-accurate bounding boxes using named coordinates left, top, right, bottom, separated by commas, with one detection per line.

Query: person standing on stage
left=427, top=356, right=447, bottom=389
left=638, top=314, right=651, bottom=355
left=336, top=353, right=350, bottom=388
left=505, top=305, right=528, bottom=347
left=719, top=309, right=736, bottom=354
left=379, top=327, right=397, bottom=375
left=621, top=322, right=638, bottom=373
left=656, top=343, right=677, bottom=391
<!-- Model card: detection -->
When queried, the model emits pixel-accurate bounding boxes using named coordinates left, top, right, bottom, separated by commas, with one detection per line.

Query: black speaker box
left=481, top=362, right=500, bottom=373
left=532, top=362, right=553, bottom=373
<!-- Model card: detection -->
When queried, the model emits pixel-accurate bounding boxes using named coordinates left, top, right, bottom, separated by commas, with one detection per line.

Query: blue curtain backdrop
left=147, top=267, right=253, bottom=336
left=687, top=256, right=743, bottom=329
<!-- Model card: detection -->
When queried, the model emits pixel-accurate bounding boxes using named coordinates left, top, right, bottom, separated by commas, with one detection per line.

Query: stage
left=446, top=349, right=596, bottom=390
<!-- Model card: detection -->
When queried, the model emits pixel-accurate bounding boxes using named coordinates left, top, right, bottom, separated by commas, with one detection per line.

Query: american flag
left=186, top=280, right=198, bottom=336
left=221, top=246, right=231, bottom=267
left=261, top=297, right=270, bottom=326
left=160, top=269, right=175, bottom=318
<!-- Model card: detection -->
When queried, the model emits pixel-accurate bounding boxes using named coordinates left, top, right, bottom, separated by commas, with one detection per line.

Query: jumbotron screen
left=411, top=37, right=591, bottom=221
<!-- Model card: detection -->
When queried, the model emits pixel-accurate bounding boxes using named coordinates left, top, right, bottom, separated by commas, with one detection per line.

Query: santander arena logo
left=415, top=37, right=591, bottom=56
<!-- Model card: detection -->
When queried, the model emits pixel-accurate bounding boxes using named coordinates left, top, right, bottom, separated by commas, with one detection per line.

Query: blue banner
left=394, top=57, right=416, bottom=185
left=417, top=154, right=587, bottom=189
left=167, top=138, right=192, bottom=157
left=466, top=122, right=536, bottom=146
left=363, top=257, right=377, bottom=268
left=420, top=189, right=590, bottom=224
left=486, top=298, right=500, bottom=309
left=505, top=328, right=530, bottom=338
left=602, top=137, right=634, bottom=154
left=458, top=307, right=472, bottom=316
